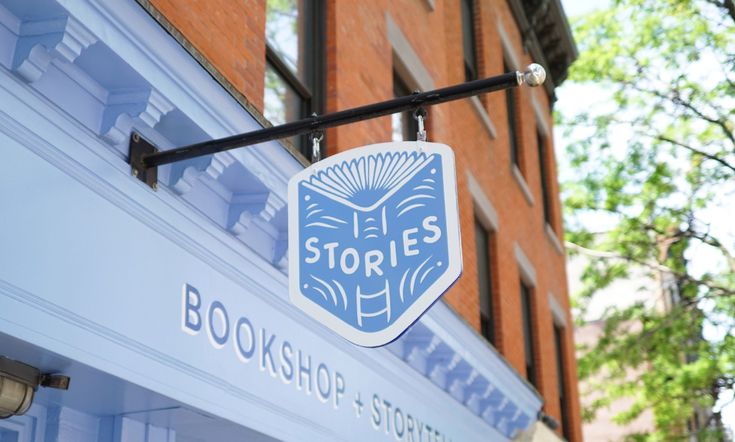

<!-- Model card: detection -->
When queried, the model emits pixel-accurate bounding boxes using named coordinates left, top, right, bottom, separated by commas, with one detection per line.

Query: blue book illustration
left=289, top=143, right=462, bottom=347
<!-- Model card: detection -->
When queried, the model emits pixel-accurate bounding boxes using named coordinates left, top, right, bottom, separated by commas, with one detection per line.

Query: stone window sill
left=545, top=223, right=564, bottom=256
left=469, top=96, right=497, bottom=139
left=512, top=165, right=534, bottom=206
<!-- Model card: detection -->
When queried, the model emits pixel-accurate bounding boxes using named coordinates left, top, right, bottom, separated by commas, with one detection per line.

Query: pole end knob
left=522, top=63, right=546, bottom=87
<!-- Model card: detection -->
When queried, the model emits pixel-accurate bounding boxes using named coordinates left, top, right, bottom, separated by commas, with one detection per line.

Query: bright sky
left=561, top=0, right=607, bottom=16
left=558, top=0, right=735, bottom=435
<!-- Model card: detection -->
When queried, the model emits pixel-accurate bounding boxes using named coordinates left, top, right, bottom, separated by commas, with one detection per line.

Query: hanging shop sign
left=288, top=142, right=463, bottom=347
left=127, top=64, right=545, bottom=347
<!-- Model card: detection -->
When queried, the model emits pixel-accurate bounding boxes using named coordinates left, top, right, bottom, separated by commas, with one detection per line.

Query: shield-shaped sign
left=288, top=142, right=462, bottom=347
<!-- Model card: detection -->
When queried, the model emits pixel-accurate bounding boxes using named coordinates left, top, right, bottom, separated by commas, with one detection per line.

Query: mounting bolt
left=132, top=169, right=138, bottom=177
left=132, top=132, right=140, bottom=143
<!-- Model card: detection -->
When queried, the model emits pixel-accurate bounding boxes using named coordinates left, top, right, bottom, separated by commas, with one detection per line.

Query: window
left=392, top=72, right=418, bottom=141
left=554, top=325, right=571, bottom=440
left=475, top=217, right=495, bottom=345
left=537, top=128, right=552, bottom=226
left=505, top=60, right=520, bottom=170
left=520, top=281, right=536, bottom=386
left=460, top=0, right=478, bottom=81
left=265, top=0, right=324, bottom=158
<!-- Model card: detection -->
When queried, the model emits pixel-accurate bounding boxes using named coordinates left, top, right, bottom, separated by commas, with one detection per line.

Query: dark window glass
left=521, top=281, right=536, bottom=386
left=505, top=60, right=520, bottom=169
left=537, top=128, right=552, bottom=226
left=392, top=72, right=418, bottom=141
left=475, top=217, right=495, bottom=345
left=461, top=0, right=478, bottom=81
left=555, top=325, right=571, bottom=440
left=265, top=0, right=323, bottom=158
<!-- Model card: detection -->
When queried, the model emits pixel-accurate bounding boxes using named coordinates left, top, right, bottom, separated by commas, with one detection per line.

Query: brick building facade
left=0, top=0, right=579, bottom=441
left=144, top=0, right=580, bottom=438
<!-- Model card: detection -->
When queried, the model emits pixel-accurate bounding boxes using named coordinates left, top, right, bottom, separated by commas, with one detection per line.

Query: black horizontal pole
left=140, top=71, right=524, bottom=168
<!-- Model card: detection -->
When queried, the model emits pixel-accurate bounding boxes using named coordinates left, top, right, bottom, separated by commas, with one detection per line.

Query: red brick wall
left=150, top=1, right=582, bottom=440
left=147, top=0, right=266, bottom=110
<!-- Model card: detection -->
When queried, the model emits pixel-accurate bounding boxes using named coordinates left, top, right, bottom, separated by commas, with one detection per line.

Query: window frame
left=554, top=324, right=571, bottom=440
left=264, top=0, right=325, bottom=159
left=520, top=280, right=537, bottom=387
left=504, top=59, right=521, bottom=172
left=536, top=126, right=553, bottom=227
left=392, top=70, right=419, bottom=141
left=460, top=0, right=478, bottom=82
left=475, top=215, right=497, bottom=346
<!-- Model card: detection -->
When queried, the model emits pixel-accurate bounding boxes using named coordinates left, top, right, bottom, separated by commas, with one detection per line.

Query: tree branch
left=626, top=83, right=735, bottom=148
left=681, top=230, right=735, bottom=274
left=705, top=0, right=735, bottom=23
left=565, top=242, right=735, bottom=298
left=653, top=135, right=735, bottom=174
left=670, top=93, right=735, bottom=148
left=721, top=0, right=735, bottom=22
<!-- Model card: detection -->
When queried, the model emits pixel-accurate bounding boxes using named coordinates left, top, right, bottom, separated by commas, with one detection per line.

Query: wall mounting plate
left=129, top=131, right=158, bottom=189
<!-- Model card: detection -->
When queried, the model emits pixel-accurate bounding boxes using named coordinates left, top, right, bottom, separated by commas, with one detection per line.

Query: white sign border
left=288, top=141, right=463, bottom=347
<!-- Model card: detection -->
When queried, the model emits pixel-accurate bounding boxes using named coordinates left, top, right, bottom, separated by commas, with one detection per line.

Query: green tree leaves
left=558, top=0, right=735, bottom=439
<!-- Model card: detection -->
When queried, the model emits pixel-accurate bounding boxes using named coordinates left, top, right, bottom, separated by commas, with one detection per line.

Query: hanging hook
left=413, top=107, right=428, bottom=142
left=310, top=130, right=324, bottom=163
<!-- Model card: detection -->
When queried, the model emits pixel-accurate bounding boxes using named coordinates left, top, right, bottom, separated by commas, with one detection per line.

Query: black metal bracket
left=129, top=132, right=159, bottom=190
left=128, top=64, right=546, bottom=189
left=0, top=356, right=70, bottom=391
left=39, top=374, right=71, bottom=390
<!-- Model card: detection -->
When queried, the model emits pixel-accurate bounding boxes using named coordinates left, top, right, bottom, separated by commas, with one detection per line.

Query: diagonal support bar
left=128, top=64, right=546, bottom=188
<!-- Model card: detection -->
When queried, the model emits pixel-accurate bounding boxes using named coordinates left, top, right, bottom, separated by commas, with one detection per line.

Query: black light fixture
left=0, top=356, right=70, bottom=419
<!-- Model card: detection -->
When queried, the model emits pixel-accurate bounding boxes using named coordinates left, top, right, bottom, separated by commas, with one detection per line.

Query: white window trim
left=512, top=165, right=535, bottom=206
left=497, top=19, right=520, bottom=70
left=469, top=96, right=498, bottom=139
left=498, top=19, right=534, bottom=207
left=531, top=95, right=550, bottom=137
left=467, top=170, right=500, bottom=231
left=514, top=242, right=537, bottom=288
left=548, top=292, right=567, bottom=327
left=545, top=224, right=564, bottom=256
left=386, top=13, right=434, bottom=91
left=532, top=97, right=563, bottom=255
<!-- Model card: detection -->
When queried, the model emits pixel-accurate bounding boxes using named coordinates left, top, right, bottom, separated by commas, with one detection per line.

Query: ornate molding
left=0, top=1, right=290, bottom=268
left=506, top=0, right=577, bottom=96
left=139, top=89, right=175, bottom=127
left=12, top=16, right=96, bottom=83
left=53, top=16, right=96, bottom=63
left=168, top=151, right=288, bottom=264
left=387, top=322, right=535, bottom=438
